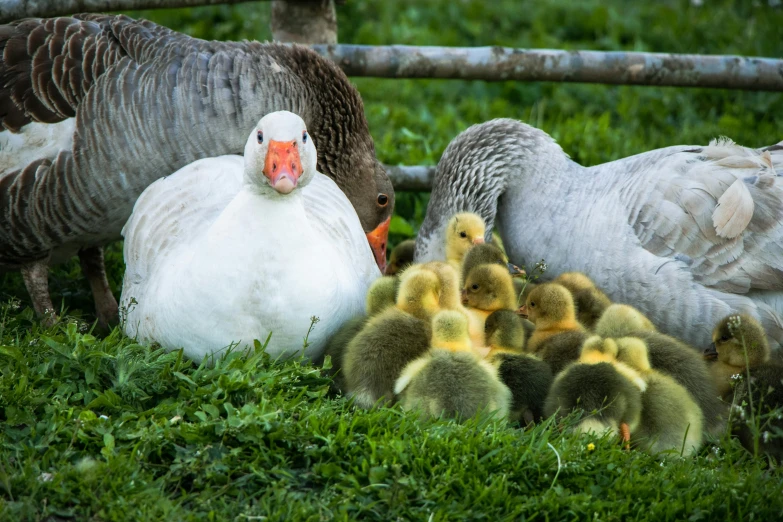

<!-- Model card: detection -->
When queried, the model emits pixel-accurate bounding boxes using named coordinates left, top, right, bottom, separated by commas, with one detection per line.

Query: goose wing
left=121, top=155, right=243, bottom=293
left=0, top=14, right=225, bottom=131
left=621, top=139, right=783, bottom=293
left=303, top=173, right=381, bottom=284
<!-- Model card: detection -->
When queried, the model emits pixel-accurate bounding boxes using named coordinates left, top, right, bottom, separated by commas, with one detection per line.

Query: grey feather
left=416, top=119, right=783, bottom=351
left=1, top=15, right=391, bottom=271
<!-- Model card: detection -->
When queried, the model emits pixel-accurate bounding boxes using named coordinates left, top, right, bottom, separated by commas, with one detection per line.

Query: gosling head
left=462, top=263, right=517, bottom=312
left=445, top=212, right=486, bottom=266
left=706, top=313, right=770, bottom=368
left=397, top=268, right=441, bottom=322
left=520, top=283, right=576, bottom=325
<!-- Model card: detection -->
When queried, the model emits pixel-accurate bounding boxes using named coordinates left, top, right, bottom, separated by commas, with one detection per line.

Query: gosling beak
left=516, top=304, right=528, bottom=319
left=472, top=237, right=485, bottom=245
left=264, top=140, right=302, bottom=194
left=366, top=216, right=390, bottom=273
left=703, top=342, right=718, bottom=361
left=507, top=263, right=526, bottom=277
left=461, top=289, right=468, bottom=305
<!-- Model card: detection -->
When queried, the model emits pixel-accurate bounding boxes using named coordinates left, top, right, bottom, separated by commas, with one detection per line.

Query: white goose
left=415, top=119, right=783, bottom=352
left=120, top=111, right=380, bottom=362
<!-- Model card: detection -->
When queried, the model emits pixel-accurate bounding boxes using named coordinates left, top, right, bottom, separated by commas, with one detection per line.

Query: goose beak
left=516, top=304, right=528, bottom=319
left=366, top=216, right=390, bottom=273
left=472, top=237, right=485, bottom=245
left=264, top=140, right=302, bottom=194
left=461, top=289, right=468, bottom=305
left=703, top=342, right=718, bottom=361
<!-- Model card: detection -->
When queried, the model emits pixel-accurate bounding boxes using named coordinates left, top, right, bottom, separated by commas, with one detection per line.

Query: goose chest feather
left=121, top=112, right=379, bottom=362
left=416, top=118, right=783, bottom=351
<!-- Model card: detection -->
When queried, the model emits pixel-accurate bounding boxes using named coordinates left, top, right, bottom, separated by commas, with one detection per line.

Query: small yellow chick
left=386, top=239, right=416, bottom=276
left=544, top=336, right=645, bottom=446
left=395, top=310, right=511, bottom=420
left=594, top=303, right=656, bottom=339
left=445, top=212, right=486, bottom=272
left=615, top=337, right=704, bottom=457
left=342, top=269, right=440, bottom=408
left=462, top=263, right=517, bottom=348
left=553, top=272, right=612, bottom=331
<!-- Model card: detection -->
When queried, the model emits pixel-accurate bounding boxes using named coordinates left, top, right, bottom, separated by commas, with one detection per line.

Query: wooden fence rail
left=3, top=0, right=780, bottom=191
left=312, top=44, right=783, bottom=92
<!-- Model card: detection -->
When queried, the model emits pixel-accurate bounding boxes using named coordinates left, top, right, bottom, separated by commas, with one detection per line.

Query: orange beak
left=620, top=422, right=631, bottom=450
left=263, top=140, right=302, bottom=194
left=461, top=289, right=469, bottom=305
left=366, top=216, right=390, bottom=273
left=516, top=304, right=528, bottom=319
left=472, top=237, right=485, bottom=245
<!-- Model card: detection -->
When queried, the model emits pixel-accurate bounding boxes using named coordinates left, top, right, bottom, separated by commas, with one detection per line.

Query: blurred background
left=2, top=0, right=783, bottom=321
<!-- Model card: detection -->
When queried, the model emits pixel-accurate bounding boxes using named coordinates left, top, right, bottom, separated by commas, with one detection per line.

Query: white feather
left=713, top=178, right=754, bottom=239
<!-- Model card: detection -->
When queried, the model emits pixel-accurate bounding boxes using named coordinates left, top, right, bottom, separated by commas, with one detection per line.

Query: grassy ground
left=2, top=0, right=783, bottom=519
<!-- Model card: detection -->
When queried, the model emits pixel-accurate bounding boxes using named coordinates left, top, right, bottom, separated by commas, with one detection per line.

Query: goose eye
left=471, top=284, right=479, bottom=291
left=530, top=302, right=536, bottom=307
left=720, top=335, right=730, bottom=342
left=377, top=193, right=389, bottom=206
left=303, top=131, right=308, bottom=144
left=459, top=231, right=467, bottom=238
left=257, top=131, right=263, bottom=144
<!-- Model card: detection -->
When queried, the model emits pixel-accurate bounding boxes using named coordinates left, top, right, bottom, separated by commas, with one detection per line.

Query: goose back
left=0, top=15, right=391, bottom=269
left=417, top=119, right=783, bottom=351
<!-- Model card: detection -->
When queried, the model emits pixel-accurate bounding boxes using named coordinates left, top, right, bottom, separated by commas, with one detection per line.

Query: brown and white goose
left=0, top=14, right=393, bottom=327
left=415, top=119, right=783, bottom=352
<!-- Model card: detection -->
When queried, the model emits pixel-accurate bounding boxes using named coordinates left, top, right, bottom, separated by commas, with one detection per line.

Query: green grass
left=2, top=0, right=783, bottom=519
left=2, top=307, right=782, bottom=520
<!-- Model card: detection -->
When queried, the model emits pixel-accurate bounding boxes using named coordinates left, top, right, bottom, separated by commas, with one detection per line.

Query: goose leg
left=78, top=247, right=118, bottom=330
left=20, top=259, right=56, bottom=327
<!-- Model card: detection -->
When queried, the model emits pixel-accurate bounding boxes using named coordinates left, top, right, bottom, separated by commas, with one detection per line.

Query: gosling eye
left=459, top=231, right=467, bottom=238
left=377, top=193, right=389, bottom=207
left=257, top=131, right=263, bottom=144
left=471, top=284, right=479, bottom=291
left=530, top=302, right=536, bottom=308
left=302, top=130, right=308, bottom=144
left=720, top=335, right=730, bottom=342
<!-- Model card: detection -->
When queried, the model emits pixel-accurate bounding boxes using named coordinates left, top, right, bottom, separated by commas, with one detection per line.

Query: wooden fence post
left=270, top=0, right=338, bottom=44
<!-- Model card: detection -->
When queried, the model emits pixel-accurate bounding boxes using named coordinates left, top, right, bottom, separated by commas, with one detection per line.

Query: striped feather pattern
left=416, top=119, right=783, bottom=351
left=0, top=15, right=391, bottom=270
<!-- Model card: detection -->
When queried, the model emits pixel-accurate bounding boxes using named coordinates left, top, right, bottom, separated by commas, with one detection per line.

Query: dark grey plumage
left=342, top=308, right=432, bottom=408
left=319, top=315, right=366, bottom=395
left=0, top=15, right=392, bottom=320
left=492, top=352, right=553, bottom=424
left=544, top=361, right=643, bottom=434
left=537, top=331, right=588, bottom=376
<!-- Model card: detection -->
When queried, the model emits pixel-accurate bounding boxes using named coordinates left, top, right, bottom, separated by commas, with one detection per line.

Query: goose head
left=414, top=119, right=565, bottom=264
left=244, top=111, right=317, bottom=195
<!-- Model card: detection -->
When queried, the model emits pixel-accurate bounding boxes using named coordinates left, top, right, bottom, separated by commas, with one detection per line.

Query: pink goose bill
left=264, top=140, right=302, bottom=194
